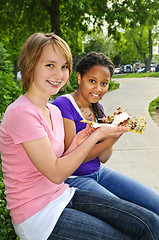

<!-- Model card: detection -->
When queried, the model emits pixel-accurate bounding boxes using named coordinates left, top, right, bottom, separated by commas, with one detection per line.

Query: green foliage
left=0, top=160, right=19, bottom=240
left=0, top=43, right=21, bottom=239
left=108, top=79, right=120, bottom=91
left=69, top=71, right=78, bottom=90
left=1, top=0, right=159, bottom=75
left=149, top=96, right=159, bottom=117
left=0, top=43, right=22, bottom=114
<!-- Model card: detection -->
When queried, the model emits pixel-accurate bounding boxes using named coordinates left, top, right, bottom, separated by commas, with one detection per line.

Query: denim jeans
left=65, top=165, right=159, bottom=216
left=48, top=189, right=159, bottom=240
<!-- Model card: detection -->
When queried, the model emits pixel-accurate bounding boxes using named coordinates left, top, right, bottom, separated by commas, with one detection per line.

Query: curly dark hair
left=76, top=52, right=114, bottom=122
left=76, top=52, right=114, bottom=78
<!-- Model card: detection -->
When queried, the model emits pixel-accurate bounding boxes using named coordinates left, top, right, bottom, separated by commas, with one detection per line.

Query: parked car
left=114, top=68, right=121, bottom=74
left=155, top=65, right=159, bottom=72
left=120, top=65, right=133, bottom=73
left=124, top=65, right=133, bottom=73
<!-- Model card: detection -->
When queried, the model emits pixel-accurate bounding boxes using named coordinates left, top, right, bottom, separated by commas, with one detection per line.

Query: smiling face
left=30, top=43, right=69, bottom=97
left=77, top=65, right=111, bottom=106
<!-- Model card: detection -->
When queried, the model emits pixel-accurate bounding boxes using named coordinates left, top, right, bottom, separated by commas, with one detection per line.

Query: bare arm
left=63, top=118, right=122, bottom=163
left=22, top=124, right=126, bottom=185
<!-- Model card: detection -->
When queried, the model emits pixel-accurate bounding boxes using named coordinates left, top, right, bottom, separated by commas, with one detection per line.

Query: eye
left=89, top=79, right=95, bottom=83
left=101, top=82, right=109, bottom=86
left=62, top=65, right=68, bottom=69
left=46, top=64, right=54, bottom=68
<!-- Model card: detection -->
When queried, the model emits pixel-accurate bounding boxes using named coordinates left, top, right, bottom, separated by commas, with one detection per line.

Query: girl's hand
left=76, top=124, right=96, bottom=146
left=101, top=117, right=107, bottom=123
left=96, top=124, right=127, bottom=140
left=63, top=124, right=95, bottom=155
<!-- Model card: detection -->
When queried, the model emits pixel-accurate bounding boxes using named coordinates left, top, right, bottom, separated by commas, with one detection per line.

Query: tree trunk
left=40, top=0, right=61, bottom=36
left=145, top=29, right=152, bottom=72
left=130, top=29, right=153, bottom=72
left=50, top=0, right=61, bottom=36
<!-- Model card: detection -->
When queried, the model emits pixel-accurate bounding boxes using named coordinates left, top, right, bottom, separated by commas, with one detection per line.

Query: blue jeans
left=48, top=189, right=159, bottom=239
left=65, top=166, right=159, bottom=216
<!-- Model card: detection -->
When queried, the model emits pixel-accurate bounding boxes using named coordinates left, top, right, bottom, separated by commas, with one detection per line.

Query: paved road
left=101, top=77, right=159, bottom=193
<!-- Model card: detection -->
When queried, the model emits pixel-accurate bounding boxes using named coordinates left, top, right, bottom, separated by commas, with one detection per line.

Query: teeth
left=91, top=93, right=99, bottom=97
left=47, top=80, right=61, bottom=86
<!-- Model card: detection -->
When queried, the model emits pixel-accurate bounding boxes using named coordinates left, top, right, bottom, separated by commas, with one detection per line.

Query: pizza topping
left=112, top=112, right=131, bottom=126
left=80, top=107, right=146, bottom=134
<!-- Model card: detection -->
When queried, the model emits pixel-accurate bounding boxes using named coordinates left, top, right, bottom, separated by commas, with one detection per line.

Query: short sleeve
left=7, top=106, right=47, bottom=144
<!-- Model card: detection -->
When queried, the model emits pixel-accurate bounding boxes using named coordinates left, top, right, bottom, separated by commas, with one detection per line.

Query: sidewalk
left=101, top=77, right=159, bottom=193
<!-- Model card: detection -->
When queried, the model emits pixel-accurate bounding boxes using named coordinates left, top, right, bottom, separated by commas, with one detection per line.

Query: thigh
left=98, top=166, right=159, bottom=215
left=47, top=207, right=131, bottom=240
left=72, top=189, right=159, bottom=240
left=65, top=176, right=118, bottom=198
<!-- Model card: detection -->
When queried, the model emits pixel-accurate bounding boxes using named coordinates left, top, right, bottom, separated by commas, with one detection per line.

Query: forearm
left=63, top=135, right=78, bottom=155
left=23, top=125, right=126, bottom=185
left=82, top=137, right=119, bottom=162
left=98, top=146, right=113, bottom=163
left=55, top=131, right=102, bottom=183
left=23, top=132, right=101, bottom=186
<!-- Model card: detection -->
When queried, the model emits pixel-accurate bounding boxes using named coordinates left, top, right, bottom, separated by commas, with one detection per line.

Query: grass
left=149, top=96, right=159, bottom=117
left=113, top=71, right=159, bottom=78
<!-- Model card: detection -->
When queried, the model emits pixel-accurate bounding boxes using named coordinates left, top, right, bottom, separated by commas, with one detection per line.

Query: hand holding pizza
left=81, top=107, right=146, bottom=134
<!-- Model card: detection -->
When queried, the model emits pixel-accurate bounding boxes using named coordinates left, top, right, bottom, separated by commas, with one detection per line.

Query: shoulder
left=52, top=95, right=74, bottom=112
left=52, top=95, right=72, bottom=106
left=4, top=95, right=35, bottom=118
left=52, top=95, right=79, bottom=120
left=3, top=96, right=44, bottom=128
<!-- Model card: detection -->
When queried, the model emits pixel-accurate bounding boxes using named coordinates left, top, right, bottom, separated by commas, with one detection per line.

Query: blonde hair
left=18, top=32, right=72, bottom=91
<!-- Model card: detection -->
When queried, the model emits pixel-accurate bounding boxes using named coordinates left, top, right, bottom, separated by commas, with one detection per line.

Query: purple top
left=53, top=94, right=105, bottom=176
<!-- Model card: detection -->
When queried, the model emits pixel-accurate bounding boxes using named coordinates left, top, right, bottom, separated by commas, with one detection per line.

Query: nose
left=54, top=68, right=63, bottom=80
left=95, top=83, right=101, bottom=92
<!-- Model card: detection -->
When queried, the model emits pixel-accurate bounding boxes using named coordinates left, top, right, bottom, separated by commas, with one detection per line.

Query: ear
left=77, top=72, right=81, bottom=85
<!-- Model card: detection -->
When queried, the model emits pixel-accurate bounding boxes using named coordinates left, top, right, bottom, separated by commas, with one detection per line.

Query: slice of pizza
left=81, top=107, right=146, bottom=134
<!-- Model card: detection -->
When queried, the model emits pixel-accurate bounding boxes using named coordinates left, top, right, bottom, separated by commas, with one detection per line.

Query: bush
left=0, top=42, right=20, bottom=239
left=0, top=42, right=22, bottom=114
left=69, top=71, right=78, bottom=90
left=109, top=79, right=120, bottom=91
left=0, top=160, right=19, bottom=240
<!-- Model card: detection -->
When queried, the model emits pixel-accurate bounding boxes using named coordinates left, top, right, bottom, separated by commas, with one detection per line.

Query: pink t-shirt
left=0, top=95, right=68, bottom=225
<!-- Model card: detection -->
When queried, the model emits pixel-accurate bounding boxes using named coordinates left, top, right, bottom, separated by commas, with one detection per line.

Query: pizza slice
left=81, top=107, right=146, bottom=134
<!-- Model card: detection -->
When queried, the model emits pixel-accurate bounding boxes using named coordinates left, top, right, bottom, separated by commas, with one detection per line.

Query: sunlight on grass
left=113, top=72, right=159, bottom=78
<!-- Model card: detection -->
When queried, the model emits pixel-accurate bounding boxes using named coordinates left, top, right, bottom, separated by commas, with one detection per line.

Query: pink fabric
left=0, top=95, right=68, bottom=225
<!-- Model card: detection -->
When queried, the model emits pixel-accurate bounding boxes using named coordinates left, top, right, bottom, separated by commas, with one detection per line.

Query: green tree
left=1, top=0, right=159, bottom=74
left=0, top=0, right=51, bottom=78
left=84, top=33, right=114, bottom=56
left=108, top=0, right=159, bottom=71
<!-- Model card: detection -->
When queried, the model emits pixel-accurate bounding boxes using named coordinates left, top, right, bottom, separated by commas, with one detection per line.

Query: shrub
left=0, top=42, right=20, bottom=239
left=0, top=42, right=22, bottom=114
left=0, top=160, right=19, bottom=240
left=109, top=79, right=120, bottom=91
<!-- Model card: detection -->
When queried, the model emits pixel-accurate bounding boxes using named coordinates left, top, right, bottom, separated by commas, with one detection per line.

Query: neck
left=73, top=90, right=90, bottom=108
left=73, top=90, right=94, bottom=121
left=25, top=89, right=49, bottom=110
